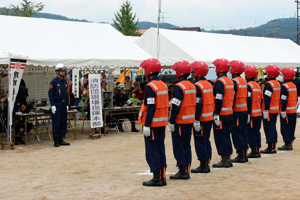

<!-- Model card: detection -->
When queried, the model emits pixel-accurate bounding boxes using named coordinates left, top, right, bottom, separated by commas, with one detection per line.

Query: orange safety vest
left=138, top=80, right=169, bottom=127
left=282, top=82, right=297, bottom=114
left=173, top=80, right=196, bottom=124
left=262, top=80, right=281, bottom=114
left=232, top=76, right=248, bottom=112
left=247, top=81, right=262, bottom=117
left=217, top=76, right=234, bottom=115
left=194, top=80, right=215, bottom=122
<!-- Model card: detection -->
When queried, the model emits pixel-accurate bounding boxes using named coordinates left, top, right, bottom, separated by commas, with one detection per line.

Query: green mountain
left=1, top=9, right=297, bottom=42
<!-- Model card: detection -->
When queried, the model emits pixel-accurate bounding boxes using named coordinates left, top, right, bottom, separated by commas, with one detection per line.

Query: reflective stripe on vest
left=270, top=106, right=279, bottom=110
left=174, top=80, right=196, bottom=124
left=138, top=80, right=169, bottom=127
left=196, top=80, right=215, bottom=122
left=233, top=77, right=247, bottom=112
left=248, top=81, right=262, bottom=117
left=218, top=77, right=234, bottom=115
left=282, top=82, right=297, bottom=114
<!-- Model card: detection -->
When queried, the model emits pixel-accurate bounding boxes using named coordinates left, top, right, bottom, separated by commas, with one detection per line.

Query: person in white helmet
left=48, top=63, right=70, bottom=147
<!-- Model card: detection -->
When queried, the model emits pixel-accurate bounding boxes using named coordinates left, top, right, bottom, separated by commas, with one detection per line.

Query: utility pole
left=157, top=0, right=162, bottom=59
left=297, top=0, right=300, bottom=44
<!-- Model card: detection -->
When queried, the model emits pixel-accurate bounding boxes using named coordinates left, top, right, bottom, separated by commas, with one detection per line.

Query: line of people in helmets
left=138, top=58, right=297, bottom=187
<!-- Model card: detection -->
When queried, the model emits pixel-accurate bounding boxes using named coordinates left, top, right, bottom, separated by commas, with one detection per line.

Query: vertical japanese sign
left=8, top=59, right=26, bottom=125
left=89, top=74, right=103, bottom=128
left=72, top=69, right=79, bottom=98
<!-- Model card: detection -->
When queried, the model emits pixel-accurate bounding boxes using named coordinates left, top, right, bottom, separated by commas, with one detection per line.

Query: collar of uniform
left=268, top=78, right=276, bottom=81
left=217, top=74, right=228, bottom=78
left=178, top=77, right=188, bottom=83
left=233, top=75, right=241, bottom=78
left=148, top=76, right=159, bottom=82
left=198, top=77, right=206, bottom=81
left=55, top=76, right=65, bottom=82
left=247, top=78, right=255, bottom=82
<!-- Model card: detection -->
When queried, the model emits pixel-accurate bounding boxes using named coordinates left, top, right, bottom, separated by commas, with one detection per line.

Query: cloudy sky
left=0, top=0, right=298, bottom=30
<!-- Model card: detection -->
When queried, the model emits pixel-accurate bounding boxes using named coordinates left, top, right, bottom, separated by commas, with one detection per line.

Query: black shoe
left=212, top=155, right=233, bottom=168
left=260, top=148, right=276, bottom=154
left=278, top=144, right=293, bottom=151
left=54, top=136, right=60, bottom=147
left=191, top=165, right=210, bottom=173
left=170, top=166, right=190, bottom=180
left=247, top=152, right=261, bottom=158
left=131, top=127, right=139, bottom=132
left=59, top=137, right=70, bottom=146
left=231, top=150, right=246, bottom=163
left=143, top=172, right=163, bottom=187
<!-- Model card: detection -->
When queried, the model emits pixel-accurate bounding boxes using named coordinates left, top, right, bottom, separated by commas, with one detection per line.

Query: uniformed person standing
left=48, top=63, right=70, bottom=147
left=169, top=61, right=196, bottom=180
left=230, top=60, right=249, bottom=163
left=261, top=65, right=281, bottom=154
left=244, top=66, right=263, bottom=158
left=190, top=61, right=214, bottom=173
left=278, top=68, right=297, bottom=150
left=212, top=58, right=234, bottom=168
left=139, top=58, right=169, bottom=187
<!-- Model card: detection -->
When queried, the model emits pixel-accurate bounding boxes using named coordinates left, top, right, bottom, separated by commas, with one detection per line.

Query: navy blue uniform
left=262, top=79, right=278, bottom=144
left=48, top=77, right=69, bottom=138
left=193, top=78, right=212, bottom=161
left=144, top=77, right=167, bottom=173
left=280, top=82, right=296, bottom=143
left=170, top=78, right=193, bottom=167
left=213, top=74, right=233, bottom=156
left=247, top=78, right=262, bottom=150
left=231, top=76, right=248, bottom=151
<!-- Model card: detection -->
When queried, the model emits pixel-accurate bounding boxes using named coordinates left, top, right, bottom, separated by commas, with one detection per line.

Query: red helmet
left=264, top=65, right=280, bottom=79
left=230, top=60, right=245, bottom=74
left=212, top=58, right=230, bottom=73
left=280, top=68, right=295, bottom=81
left=172, top=61, right=191, bottom=78
left=191, top=61, right=209, bottom=77
left=244, top=65, right=258, bottom=79
left=139, top=58, right=161, bottom=76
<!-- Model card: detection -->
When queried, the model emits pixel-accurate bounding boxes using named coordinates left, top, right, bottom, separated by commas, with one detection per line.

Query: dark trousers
left=231, top=111, right=248, bottom=151
left=263, top=113, right=278, bottom=143
left=171, top=123, right=193, bottom=167
left=52, top=101, right=67, bottom=137
left=247, top=116, right=262, bottom=149
left=213, top=114, right=233, bottom=156
left=193, top=120, right=213, bottom=161
left=144, top=126, right=167, bottom=172
left=280, top=113, right=296, bottom=143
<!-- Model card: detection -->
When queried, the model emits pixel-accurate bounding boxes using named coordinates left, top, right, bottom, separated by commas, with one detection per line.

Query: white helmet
left=117, top=83, right=125, bottom=90
left=55, top=63, right=67, bottom=71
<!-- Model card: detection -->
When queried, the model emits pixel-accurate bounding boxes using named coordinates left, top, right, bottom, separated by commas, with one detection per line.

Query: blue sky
left=1, top=0, right=298, bottom=30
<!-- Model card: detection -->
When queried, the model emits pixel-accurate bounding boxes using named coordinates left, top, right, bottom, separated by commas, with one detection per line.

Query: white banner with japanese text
left=88, top=74, right=103, bottom=128
left=9, top=58, right=26, bottom=125
left=72, top=69, right=80, bottom=98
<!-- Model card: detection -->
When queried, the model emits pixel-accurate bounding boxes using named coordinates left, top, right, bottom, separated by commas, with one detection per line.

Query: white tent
left=135, top=28, right=300, bottom=68
left=0, top=51, right=10, bottom=65
left=0, top=15, right=152, bottom=68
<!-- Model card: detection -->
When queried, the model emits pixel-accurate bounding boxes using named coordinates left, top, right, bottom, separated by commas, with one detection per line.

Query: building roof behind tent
left=0, top=15, right=152, bottom=68
left=170, top=27, right=201, bottom=32
left=135, top=27, right=300, bottom=69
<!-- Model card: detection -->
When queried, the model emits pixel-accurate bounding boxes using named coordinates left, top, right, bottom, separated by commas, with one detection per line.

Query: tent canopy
left=0, top=15, right=152, bottom=68
left=135, top=28, right=300, bottom=68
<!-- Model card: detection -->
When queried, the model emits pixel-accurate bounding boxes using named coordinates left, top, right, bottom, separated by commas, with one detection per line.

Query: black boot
left=131, top=123, right=139, bottom=132
left=261, top=143, right=276, bottom=154
left=170, top=165, right=190, bottom=180
left=161, top=167, right=167, bottom=186
left=54, top=136, right=60, bottom=147
left=212, top=155, right=233, bottom=168
left=278, top=142, right=293, bottom=151
left=191, top=160, right=210, bottom=173
left=244, top=149, right=249, bottom=162
left=247, top=147, right=261, bottom=158
left=59, top=137, right=70, bottom=146
left=142, top=171, right=163, bottom=187
left=231, top=150, right=246, bottom=163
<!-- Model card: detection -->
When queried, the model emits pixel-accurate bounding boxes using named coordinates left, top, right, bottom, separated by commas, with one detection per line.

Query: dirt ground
left=1, top=118, right=300, bottom=200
